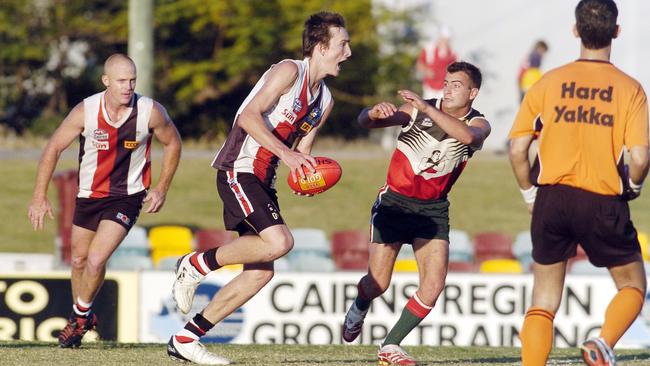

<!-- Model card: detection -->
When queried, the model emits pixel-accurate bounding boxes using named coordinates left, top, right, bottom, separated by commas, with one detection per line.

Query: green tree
left=0, top=0, right=421, bottom=139
left=0, top=0, right=128, bottom=134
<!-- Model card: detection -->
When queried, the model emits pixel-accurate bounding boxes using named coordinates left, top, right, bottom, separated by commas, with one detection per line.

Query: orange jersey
left=510, top=60, right=648, bottom=195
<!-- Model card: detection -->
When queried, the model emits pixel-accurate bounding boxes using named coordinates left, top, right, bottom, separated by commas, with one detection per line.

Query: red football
left=287, top=156, right=342, bottom=195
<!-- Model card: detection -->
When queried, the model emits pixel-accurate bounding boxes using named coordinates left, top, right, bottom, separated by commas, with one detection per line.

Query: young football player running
left=167, top=12, right=351, bottom=365
left=342, top=61, right=490, bottom=365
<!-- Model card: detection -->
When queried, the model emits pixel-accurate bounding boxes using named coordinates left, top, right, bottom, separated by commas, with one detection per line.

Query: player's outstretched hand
left=398, top=89, right=428, bottom=112
left=144, top=189, right=166, bottom=213
left=368, top=102, right=398, bottom=120
left=281, top=150, right=316, bottom=184
left=28, top=197, right=54, bottom=231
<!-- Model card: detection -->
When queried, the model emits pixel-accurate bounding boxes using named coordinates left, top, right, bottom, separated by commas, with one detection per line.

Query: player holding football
left=167, top=12, right=351, bottom=365
left=342, top=61, right=491, bottom=365
left=28, top=53, right=182, bottom=348
left=509, top=1, right=648, bottom=365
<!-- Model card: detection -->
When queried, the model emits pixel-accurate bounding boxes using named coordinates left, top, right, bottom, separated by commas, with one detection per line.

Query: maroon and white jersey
left=211, top=58, right=332, bottom=187
left=385, top=98, right=484, bottom=200
left=77, top=92, right=153, bottom=198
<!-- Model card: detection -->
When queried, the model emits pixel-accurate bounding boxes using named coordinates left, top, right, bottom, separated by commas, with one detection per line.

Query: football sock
left=600, top=286, right=644, bottom=347
left=73, top=297, right=93, bottom=317
left=383, top=293, right=432, bottom=346
left=203, top=248, right=221, bottom=271
left=354, top=282, right=372, bottom=311
left=189, top=249, right=221, bottom=276
left=175, top=313, right=215, bottom=343
left=520, top=307, right=555, bottom=366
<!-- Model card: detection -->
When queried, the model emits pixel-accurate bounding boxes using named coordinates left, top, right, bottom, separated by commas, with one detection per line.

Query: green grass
left=1, top=342, right=649, bottom=365
left=3, top=148, right=650, bottom=254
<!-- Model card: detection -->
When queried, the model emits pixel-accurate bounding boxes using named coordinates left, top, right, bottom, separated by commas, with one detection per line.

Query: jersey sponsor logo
left=92, top=139, right=109, bottom=150
left=421, top=118, right=433, bottom=127
left=553, top=105, right=614, bottom=126
left=281, top=108, right=296, bottom=123
left=124, top=140, right=139, bottom=149
left=298, top=107, right=322, bottom=135
left=116, top=212, right=131, bottom=225
left=561, top=82, right=612, bottom=102
left=93, top=129, right=109, bottom=141
left=292, top=98, right=303, bottom=113
left=555, top=82, right=615, bottom=126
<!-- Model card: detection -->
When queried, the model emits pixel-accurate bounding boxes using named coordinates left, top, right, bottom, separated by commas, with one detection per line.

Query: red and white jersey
left=385, top=98, right=484, bottom=200
left=211, top=58, right=332, bottom=187
left=77, top=92, right=153, bottom=198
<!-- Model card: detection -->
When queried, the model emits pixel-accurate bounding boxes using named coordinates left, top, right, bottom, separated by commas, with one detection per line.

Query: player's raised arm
left=238, top=60, right=317, bottom=180
left=398, top=89, right=490, bottom=147
left=28, top=103, right=85, bottom=230
left=357, top=101, right=412, bottom=129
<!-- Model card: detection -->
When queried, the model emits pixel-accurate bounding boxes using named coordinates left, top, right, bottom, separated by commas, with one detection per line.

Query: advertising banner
left=139, top=271, right=650, bottom=348
left=0, top=272, right=139, bottom=342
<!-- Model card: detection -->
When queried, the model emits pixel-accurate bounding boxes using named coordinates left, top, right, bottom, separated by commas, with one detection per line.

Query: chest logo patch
left=93, top=129, right=109, bottom=141
left=124, top=140, right=139, bottom=149
left=292, top=98, right=303, bottom=113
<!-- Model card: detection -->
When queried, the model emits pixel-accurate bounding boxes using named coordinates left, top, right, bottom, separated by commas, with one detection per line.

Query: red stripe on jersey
left=252, top=75, right=310, bottom=182
left=252, top=119, right=297, bottom=183
left=90, top=104, right=117, bottom=198
left=273, top=121, right=295, bottom=141
left=252, top=147, right=276, bottom=184
left=143, top=136, right=152, bottom=188
left=294, top=76, right=310, bottom=122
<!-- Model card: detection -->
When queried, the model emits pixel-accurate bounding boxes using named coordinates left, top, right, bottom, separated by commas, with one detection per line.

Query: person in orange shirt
left=509, top=1, right=648, bottom=365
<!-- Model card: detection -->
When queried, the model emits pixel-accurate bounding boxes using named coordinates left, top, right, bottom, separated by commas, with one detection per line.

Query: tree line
left=0, top=0, right=422, bottom=140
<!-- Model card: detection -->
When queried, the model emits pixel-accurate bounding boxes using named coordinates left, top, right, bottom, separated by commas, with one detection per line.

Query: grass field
left=2, top=342, right=649, bottom=365
left=2, top=145, right=650, bottom=254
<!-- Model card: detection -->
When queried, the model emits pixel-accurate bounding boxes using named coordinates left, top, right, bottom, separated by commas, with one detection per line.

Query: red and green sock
left=383, top=293, right=433, bottom=346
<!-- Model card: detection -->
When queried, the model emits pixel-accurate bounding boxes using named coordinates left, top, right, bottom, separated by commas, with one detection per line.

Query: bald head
left=102, top=53, right=137, bottom=105
left=103, top=53, right=136, bottom=76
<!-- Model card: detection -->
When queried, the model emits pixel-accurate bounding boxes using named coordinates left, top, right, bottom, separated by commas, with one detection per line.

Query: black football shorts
left=216, top=170, right=284, bottom=236
left=73, top=190, right=145, bottom=232
left=531, top=184, right=642, bottom=267
left=370, top=187, right=450, bottom=244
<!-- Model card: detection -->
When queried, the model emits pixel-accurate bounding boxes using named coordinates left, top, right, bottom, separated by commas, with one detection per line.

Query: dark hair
left=534, top=40, right=549, bottom=52
left=302, top=12, right=346, bottom=57
left=575, top=0, right=618, bottom=49
left=447, top=61, right=482, bottom=89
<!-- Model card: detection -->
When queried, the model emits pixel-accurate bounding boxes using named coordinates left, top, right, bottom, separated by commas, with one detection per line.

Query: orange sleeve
left=624, top=86, right=649, bottom=147
left=509, top=81, right=543, bottom=138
